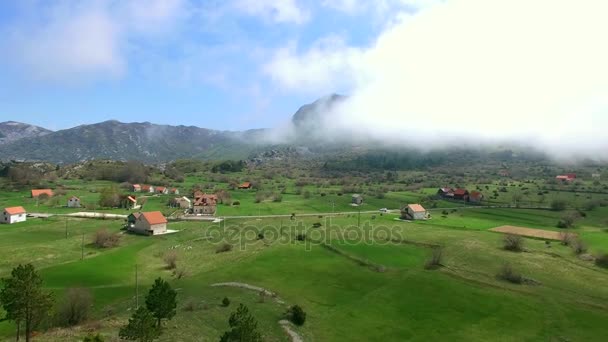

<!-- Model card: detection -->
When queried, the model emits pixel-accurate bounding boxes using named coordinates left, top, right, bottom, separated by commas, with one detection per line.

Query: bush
left=502, top=234, right=524, bottom=252
left=93, top=229, right=121, bottom=248
left=550, top=199, right=567, bottom=211
left=557, top=211, right=581, bottom=229
left=424, top=247, right=444, bottom=270
left=571, top=238, right=587, bottom=255
left=559, top=231, right=575, bottom=246
left=296, top=233, right=306, bottom=241
left=172, top=268, right=188, bottom=279
left=303, top=190, right=311, bottom=199
left=83, top=334, right=104, bottom=342
left=216, top=243, right=233, bottom=253
left=222, top=297, right=231, bottom=307
left=57, top=287, right=93, bottom=327
left=164, top=250, right=178, bottom=270
left=272, top=193, right=283, bottom=202
left=232, top=200, right=240, bottom=206
left=285, top=305, right=306, bottom=326
left=497, top=263, right=523, bottom=284
left=595, top=253, right=608, bottom=268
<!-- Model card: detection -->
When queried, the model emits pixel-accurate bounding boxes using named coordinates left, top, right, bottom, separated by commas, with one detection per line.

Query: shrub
left=312, top=222, right=322, bottom=228
left=303, top=190, right=311, bottom=199
left=296, top=233, right=306, bottom=241
left=595, top=253, right=608, bottom=268
left=272, top=194, right=283, bottom=202
left=216, top=243, right=233, bottom=253
left=502, top=234, right=524, bottom=252
left=424, top=247, right=444, bottom=270
left=571, top=238, right=587, bottom=255
left=497, top=263, right=523, bottom=284
left=232, top=200, right=240, bottom=206
left=559, top=231, right=575, bottom=246
left=83, top=334, right=104, bottom=342
left=285, top=305, right=306, bottom=326
left=222, top=297, right=231, bottom=307
left=550, top=199, right=567, bottom=211
left=183, top=299, right=197, bottom=312
left=164, top=251, right=178, bottom=270
left=57, top=287, right=93, bottom=327
left=557, top=211, right=581, bottom=229
left=93, top=229, right=121, bottom=248
left=172, top=268, right=188, bottom=279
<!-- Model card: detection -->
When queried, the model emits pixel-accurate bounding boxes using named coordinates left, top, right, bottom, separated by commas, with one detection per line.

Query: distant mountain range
left=0, top=95, right=347, bottom=164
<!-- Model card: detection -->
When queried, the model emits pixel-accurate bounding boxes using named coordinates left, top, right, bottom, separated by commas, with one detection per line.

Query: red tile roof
left=4, top=206, right=26, bottom=215
left=127, top=196, right=137, bottom=203
left=156, top=186, right=167, bottom=192
left=239, top=182, right=251, bottom=188
left=194, top=194, right=218, bottom=206
left=408, top=204, right=426, bottom=213
left=140, top=211, right=167, bottom=225
left=454, top=188, right=468, bottom=196
left=31, top=189, right=53, bottom=197
left=470, top=191, right=483, bottom=199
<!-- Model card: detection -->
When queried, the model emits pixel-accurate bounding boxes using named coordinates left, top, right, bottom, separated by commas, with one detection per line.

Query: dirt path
left=210, top=282, right=303, bottom=342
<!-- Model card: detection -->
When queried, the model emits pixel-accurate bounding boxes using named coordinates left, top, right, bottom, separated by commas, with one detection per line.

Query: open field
left=490, top=225, right=570, bottom=240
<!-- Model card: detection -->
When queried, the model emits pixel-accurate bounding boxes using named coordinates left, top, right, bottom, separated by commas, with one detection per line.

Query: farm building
left=352, top=194, right=364, bottom=205
left=2, top=206, right=27, bottom=224
left=556, top=174, right=576, bottom=182
left=156, top=186, right=168, bottom=195
left=31, top=189, right=53, bottom=198
left=124, top=196, right=141, bottom=210
left=172, top=197, right=191, bottom=209
left=238, top=182, right=252, bottom=189
left=132, top=184, right=142, bottom=192
left=67, top=196, right=81, bottom=208
left=129, top=211, right=167, bottom=236
left=469, top=191, right=484, bottom=203
left=437, top=188, right=454, bottom=198
left=401, top=204, right=427, bottom=220
left=193, top=194, right=217, bottom=215
left=170, top=188, right=180, bottom=195
left=453, top=189, right=469, bottom=201
left=141, top=185, right=155, bottom=193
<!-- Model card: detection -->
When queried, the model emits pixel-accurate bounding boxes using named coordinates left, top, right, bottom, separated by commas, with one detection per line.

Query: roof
left=171, top=188, right=178, bottom=192
left=156, top=186, right=167, bottom=191
left=180, top=196, right=191, bottom=202
left=132, top=184, right=141, bottom=187
left=69, top=196, right=80, bottom=200
left=127, top=196, right=137, bottom=203
left=453, top=188, right=468, bottom=196
left=194, top=194, right=217, bottom=206
left=140, top=211, right=167, bottom=225
left=439, top=187, right=453, bottom=193
left=4, top=206, right=26, bottom=215
left=470, top=191, right=483, bottom=199
left=130, top=212, right=142, bottom=219
left=352, top=194, right=362, bottom=198
left=239, top=182, right=251, bottom=187
left=31, top=189, right=53, bottom=197
left=142, top=185, right=152, bottom=190
left=407, top=204, right=426, bottom=213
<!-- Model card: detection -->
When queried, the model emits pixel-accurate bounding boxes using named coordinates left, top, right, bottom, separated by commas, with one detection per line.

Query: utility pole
left=357, top=207, right=361, bottom=229
left=81, top=232, right=85, bottom=260
left=65, top=216, right=68, bottom=239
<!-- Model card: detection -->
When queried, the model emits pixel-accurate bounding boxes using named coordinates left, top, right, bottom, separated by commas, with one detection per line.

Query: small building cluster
left=556, top=173, right=577, bottom=182
left=437, top=188, right=484, bottom=203
left=132, top=184, right=179, bottom=195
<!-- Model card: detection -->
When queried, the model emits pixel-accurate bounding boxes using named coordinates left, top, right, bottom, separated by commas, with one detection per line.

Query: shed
left=2, top=206, right=27, bottom=224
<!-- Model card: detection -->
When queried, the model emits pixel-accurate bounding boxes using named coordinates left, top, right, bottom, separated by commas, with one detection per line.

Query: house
left=126, top=212, right=141, bottom=226
left=592, top=173, right=601, bottom=179
left=172, top=197, right=191, bottom=209
left=2, top=206, right=27, bottom=224
left=124, top=196, right=141, bottom=210
left=132, top=184, right=142, bottom=192
left=453, top=189, right=469, bottom=201
left=170, top=188, right=180, bottom=195
left=156, top=186, right=168, bottom=195
left=238, top=182, right=252, bottom=189
left=193, top=194, right=218, bottom=215
left=469, top=191, right=484, bottom=203
left=401, top=204, right=427, bottom=220
left=352, top=194, right=364, bottom=205
left=67, top=196, right=81, bottom=208
left=141, top=185, right=155, bottom=193
left=193, top=190, right=204, bottom=198
left=437, top=188, right=454, bottom=198
left=31, top=189, right=53, bottom=198
left=556, top=175, right=575, bottom=182
left=129, top=211, right=167, bottom=236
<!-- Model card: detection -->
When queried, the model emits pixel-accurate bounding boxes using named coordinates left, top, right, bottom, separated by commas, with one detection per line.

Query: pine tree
left=144, top=278, right=177, bottom=327
left=219, top=304, right=262, bottom=342
left=119, top=307, right=160, bottom=342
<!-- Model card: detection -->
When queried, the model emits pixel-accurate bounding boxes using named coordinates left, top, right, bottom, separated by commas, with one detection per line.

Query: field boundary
left=490, top=225, right=572, bottom=241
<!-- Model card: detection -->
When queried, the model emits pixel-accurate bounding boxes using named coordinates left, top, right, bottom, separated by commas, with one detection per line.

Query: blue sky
left=0, top=0, right=419, bottom=131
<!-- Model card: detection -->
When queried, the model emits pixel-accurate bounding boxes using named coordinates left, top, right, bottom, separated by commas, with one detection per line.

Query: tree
left=119, top=307, right=160, bottom=342
left=550, top=199, right=567, bottom=211
left=0, top=264, right=54, bottom=342
left=57, top=287, right=93, bottom=327
left=220, top=304, right=262, bottom=342
left=145, top=278, right=177, bottom=327
left=98, top=186, right=120, bottom=208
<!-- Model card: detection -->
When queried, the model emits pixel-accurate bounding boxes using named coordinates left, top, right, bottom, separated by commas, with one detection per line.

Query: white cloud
left=265, top=0, right=608, bottom=159
left=233, top=0, right=310, bottom=24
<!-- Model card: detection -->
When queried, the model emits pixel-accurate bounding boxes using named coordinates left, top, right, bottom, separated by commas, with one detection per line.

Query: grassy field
left=0, top=201, right=607, bottom=341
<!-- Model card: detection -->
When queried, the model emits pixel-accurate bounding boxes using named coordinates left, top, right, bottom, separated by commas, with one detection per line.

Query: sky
left=0, top=0, right=607, bottom=160
left=0, top=0, right=421, bottom=131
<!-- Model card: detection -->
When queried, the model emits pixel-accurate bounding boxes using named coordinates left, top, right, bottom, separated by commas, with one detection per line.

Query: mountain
left=292, top=94, right=348, bottom=131
left=0, top=120, right=264, bottom=164
left=0, top=121, right=52, bottom=145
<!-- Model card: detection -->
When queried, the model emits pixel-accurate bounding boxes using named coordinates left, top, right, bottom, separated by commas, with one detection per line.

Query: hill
left=0, top=121, right=52, bottom=145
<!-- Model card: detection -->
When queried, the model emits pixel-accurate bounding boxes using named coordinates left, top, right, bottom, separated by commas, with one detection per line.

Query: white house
left=129, top=211, right=167, bottom=236
left=67, top=196, right=81, bottom=208
left=2, top=206, right=27, bottom=224
left=401, top=204, right=427, bottom=220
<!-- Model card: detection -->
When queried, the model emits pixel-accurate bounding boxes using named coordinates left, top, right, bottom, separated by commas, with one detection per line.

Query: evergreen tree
left=0, top=264, right=54, bottom=342
left=145, top=278, right=177, bottom=327
left=119, top=307, right=160, bottom=342
left=219, top=304, right=262, bottom=342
